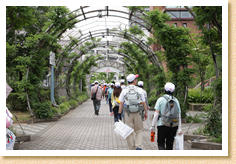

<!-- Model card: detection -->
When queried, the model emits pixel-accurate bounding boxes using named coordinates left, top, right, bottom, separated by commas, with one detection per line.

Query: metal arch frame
left=59, top=29, right=160, bottom=68
left=45, top=6, right=153, bottom=35
left=65, top=40, right=136, bottom=79
left=86, top=58, right=133, bottom=85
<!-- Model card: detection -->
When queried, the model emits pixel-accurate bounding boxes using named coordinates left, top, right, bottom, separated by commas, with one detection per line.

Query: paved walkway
left=13, top=99, right=204, bottom=150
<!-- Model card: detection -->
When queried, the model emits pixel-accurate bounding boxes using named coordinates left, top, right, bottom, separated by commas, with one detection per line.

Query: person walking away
left=111, top=82, right=122, bottom=122
left=150, top=82, right=183, bottom=150
left=138, top=81, right=149, bottom=109
left=138, top=81, right=150, bottom=127
left=120, top=79, right=126, bottom=119
left=103, top=84, right=106, bottom=99
left=90, top=81, right=103, bottom=115
left=116, top=74, right=148, bottom=150
left=120, top=79, right=126, bottom=90
left=108, top=83, right=114, bottom=115
left=105, top=84, right=109, bottom=104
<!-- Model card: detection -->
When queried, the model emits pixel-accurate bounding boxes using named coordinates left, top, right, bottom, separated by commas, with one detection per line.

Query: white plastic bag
left=114, top=120, right=134, bottom=139
left=6, top=128, right=16, bottom=150
left=175, top=134, right=184, bottom=150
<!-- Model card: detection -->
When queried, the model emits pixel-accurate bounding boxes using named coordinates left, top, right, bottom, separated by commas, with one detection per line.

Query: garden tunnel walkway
left=14, top=99, right=203, bottom=150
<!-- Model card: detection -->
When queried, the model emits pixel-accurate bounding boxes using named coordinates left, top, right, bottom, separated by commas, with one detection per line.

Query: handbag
left=91, top=86, right=98, bottom=100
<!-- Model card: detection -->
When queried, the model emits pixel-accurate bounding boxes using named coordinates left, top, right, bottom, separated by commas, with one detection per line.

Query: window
left=174, top=23, right=177, bottom=27
left=180, top=11, right=193, bottom=18
left=183, top=23, right=187, bottom=27
left=167, top=11, right=179, bottom=18
left=167, top=11, right=193, bottom=18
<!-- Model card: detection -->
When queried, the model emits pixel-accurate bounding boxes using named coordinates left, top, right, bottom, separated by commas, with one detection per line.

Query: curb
left=191, top=139, right=222, bottom=150
left=184, top=134, right=208, bottom=141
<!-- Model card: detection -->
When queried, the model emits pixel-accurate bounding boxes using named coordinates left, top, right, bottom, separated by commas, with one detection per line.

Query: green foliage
left=6, top=92, right=28, bottom=112
left=188, top=88, right=214, bottom=104
left=59, top=102, right=70, bottom=114
left=69, top=99, right=78, bottom=107
left=90, top=72, right=116, bottom=84
left=193, top=126, right=204, bottom=135
left=33, top=102, right=54, bottom=119
left=186, top=115, right=203, bottom=123
left=208, top=135, right=222, bottom=143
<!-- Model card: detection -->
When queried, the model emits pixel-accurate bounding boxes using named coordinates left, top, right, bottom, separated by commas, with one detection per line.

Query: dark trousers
left=157, top=125, right=178, bottom=150
left=93, top=99, right=101, bottom=112
left=108, top=98, right=112, bottom=113
left=113, top=106, right=121, bottom=122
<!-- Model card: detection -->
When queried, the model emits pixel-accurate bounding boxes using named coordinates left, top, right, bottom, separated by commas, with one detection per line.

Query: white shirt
left=141, top=88, right=147, bottom=98
left=119, top=85, right=145, bottom=103
left=121, top=85, right=126, bottom=90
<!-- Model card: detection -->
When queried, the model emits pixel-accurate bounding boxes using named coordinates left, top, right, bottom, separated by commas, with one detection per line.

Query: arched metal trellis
left=58, top=29, right=161, bottom=69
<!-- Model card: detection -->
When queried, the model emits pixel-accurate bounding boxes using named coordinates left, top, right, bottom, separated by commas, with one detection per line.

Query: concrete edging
left=184, top=134, right=222, bottom=150
left=184, top=134, right=208, bottom=141
left=191, top=140, right=222, bottom=150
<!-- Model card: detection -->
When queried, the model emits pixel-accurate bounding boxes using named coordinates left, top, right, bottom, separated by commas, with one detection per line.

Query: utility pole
left=50, top=52, right=55, bottom=103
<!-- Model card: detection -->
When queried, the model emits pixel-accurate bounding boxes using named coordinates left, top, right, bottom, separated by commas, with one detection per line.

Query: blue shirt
left=108, top=88, right=114, bottom=99
left=154, top=94, right=181, bottom=126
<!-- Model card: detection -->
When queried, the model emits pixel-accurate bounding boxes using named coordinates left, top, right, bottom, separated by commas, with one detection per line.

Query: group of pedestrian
left=90, top=73, right=182, bottom=150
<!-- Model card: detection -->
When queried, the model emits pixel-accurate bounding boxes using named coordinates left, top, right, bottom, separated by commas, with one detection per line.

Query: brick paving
left=18, top=99, right=204, bottom=150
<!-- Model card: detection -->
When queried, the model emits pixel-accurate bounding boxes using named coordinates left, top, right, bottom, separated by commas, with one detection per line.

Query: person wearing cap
left=138, top=81, right=149, bottom=109
left=90, top=83, right=94, bottom=91
left=104, top=83, right=109, bottom=104
left=90, top=81, right=103, bottom=115
left=150, top=82, right=183, bottom=150
left=120, top=79, right=126, bottom=90
left=111, top=82, right=122, bottom=122
left=108, top=83, right=114, bottom=116
left=117, top=74, right=148, bottom=150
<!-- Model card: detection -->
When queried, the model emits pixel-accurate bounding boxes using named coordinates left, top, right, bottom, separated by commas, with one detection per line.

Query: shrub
left=33, top=102, right=54, bottom=119
left=69, top=99, right=78, bottom=107
left=187, top=115, right=203, bottom=123
left=188, top=88, right=214, bottom=104
left=187, top=116, right=193, bottom=123
left=59, top=102, right=70, bottom=114
left=193, top=126, right=204, bottom=135
left=6, top=93, right=28, bottom=112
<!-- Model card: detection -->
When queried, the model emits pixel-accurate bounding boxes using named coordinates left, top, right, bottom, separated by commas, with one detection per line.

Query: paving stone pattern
left=17, top=99, right=204, bottom=150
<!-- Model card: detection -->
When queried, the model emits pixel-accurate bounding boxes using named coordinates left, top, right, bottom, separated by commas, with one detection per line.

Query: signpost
left=50, top=52, right=55, bottom=103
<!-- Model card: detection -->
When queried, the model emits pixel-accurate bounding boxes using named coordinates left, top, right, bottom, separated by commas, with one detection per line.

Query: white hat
left=126, top=74, right=139, bottom=82
left=115, top=82, right=120, bottom=87
left=120, top=79, right=125, bottom=84
left=111, top=83, right=114, bottom=86
left=138, top=81, right=144, bottom=86
left=164, top=82, right=175, bottom=93
left=94, top=81, right=99, bottom=84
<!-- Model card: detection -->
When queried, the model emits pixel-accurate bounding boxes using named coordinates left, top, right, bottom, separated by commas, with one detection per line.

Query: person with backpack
left=111, top=82, right=122, bottom=122
left=108, top=83, right=114, bottom=116
left=116, top=74, right=148, bottom=150
left=150, top=82, right=183, bottom=150
left=90, top=81, right=103, bottom=115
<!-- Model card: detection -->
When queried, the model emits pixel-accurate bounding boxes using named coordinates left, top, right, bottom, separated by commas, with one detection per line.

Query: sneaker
left=110, top=112, right=114, bottom=116
left=136, top=147, right=142, bottom=150
left=95, top=110, right=98, bottom=115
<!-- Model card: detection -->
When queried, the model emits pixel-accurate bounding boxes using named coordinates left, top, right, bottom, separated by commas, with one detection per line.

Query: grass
left=11, top=111, right=32, bottom=122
